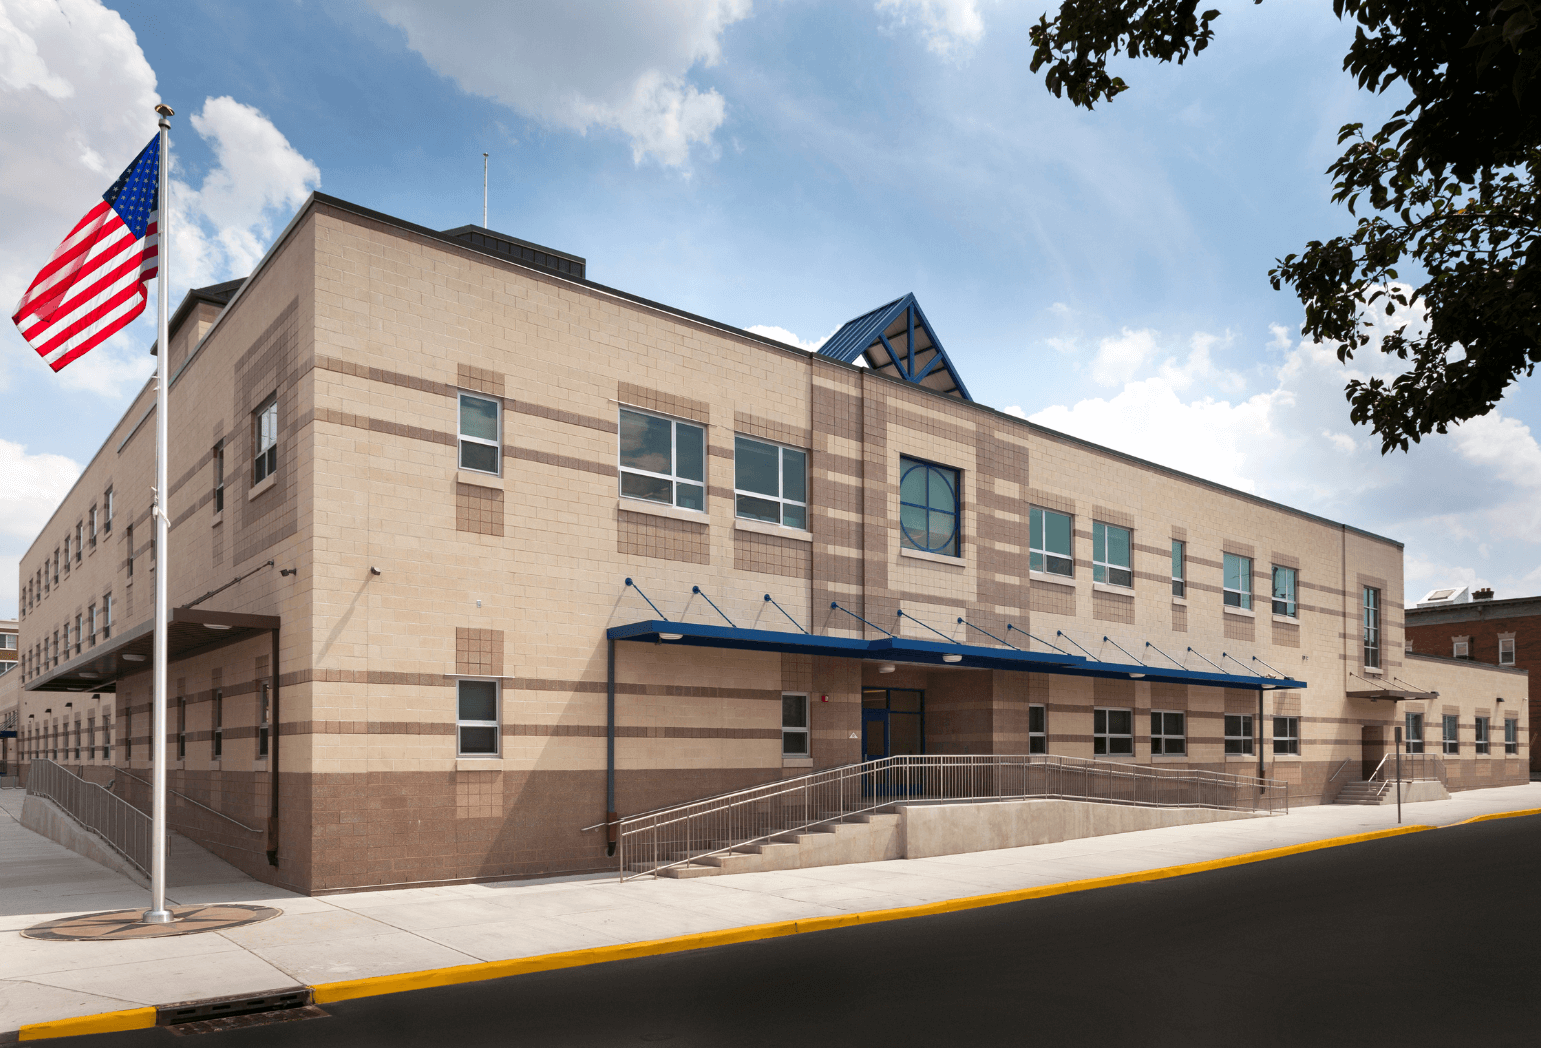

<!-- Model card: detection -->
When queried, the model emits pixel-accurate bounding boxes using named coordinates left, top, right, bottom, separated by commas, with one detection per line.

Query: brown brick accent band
left=455, top=628, right=504, bottom=676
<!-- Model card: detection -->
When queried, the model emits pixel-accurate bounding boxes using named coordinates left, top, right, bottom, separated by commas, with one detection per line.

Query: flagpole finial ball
left=154, top=103, right=174, bottom=117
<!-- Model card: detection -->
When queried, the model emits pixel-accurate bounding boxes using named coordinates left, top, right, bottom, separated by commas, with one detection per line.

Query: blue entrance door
left=862, top=709, right=888, bottom=761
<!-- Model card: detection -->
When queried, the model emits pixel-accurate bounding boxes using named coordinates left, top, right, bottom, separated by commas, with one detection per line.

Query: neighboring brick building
left=10, top=193, right=1528, bottom=895
left=1407, top=591, right=1540, bottom=773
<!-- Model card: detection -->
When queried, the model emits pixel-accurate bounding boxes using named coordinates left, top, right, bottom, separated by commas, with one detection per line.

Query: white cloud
left=745, top=324, right=835, bottom=352
left=875, top=0, right=985, bottom=56
left=0, top=438, right=80, bottom=617
left=0, top=2, right=319, bottom=398
left=367, top=0, right=751, bottom=168
left=1089, top=327, right=1158, bottom=386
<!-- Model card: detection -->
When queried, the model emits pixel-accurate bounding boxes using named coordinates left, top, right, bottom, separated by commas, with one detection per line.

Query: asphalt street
left=67, top=815, right=1541, bottom=1048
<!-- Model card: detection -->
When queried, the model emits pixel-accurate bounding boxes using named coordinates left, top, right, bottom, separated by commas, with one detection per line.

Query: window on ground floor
left=1442, top=714, right=1459, bottom=755
left=1273, top=716, right=1300, bottom=755
left=1150, top=711, right=1185, bottom=755
left=1028, top=704, right=1047, bottom=754
left=782, top=693, right=809, bottom=756
left=1474, top=716, right=1490, bottom=755
left=1405, top=712, right=1424, bottom=753
left=1505, top=718, right=1518, bottom=755
left=1224, top=714, right=1254, bottom=755
left=1093, top=707, right=1133, bottom=755
left=457, top=679, right=500, bottom=756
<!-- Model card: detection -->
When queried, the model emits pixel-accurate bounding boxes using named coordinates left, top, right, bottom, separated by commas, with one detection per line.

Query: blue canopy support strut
left=691, top=586, right=735, bottom=628
left=830, top=601, right=894, bottom=638
left=623, top=577, right=667, bottom=621
left=763, top=594, right=809, bottom=634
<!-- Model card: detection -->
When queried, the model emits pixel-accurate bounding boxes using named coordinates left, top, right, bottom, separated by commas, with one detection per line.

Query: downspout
left=1258, top=688, right=1265, bottom=783
left=266, top=626, right=280, bottom=867
left=606, top=637, right=617, bottom=858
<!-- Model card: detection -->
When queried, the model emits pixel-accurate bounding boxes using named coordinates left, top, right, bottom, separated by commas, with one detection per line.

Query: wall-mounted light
left=658, top=633, right=683, bottom=641
left=64, top=702, right=72, bottom=708
left=1496, top=697, right=1506, bottom=704
left=123, top=653, right=146, bottom=662
left=878, top=663, right=895, bottom=674
left=279, top=568, right=297, bottom=577
left=942, top=654, right=962, bottom=663
left=370, top=566, right=382, bottom=576
left=1129, top=673, right=1146, bottom=679
left=204, top=623, right=231, bottom=631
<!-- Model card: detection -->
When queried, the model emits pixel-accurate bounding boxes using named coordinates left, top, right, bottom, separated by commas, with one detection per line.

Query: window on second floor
left=126, top=524, right=134, bottom=578
left=1453, top=637, right=1470, bottom=659
left=1171, top=540, right=1186, bottom=598
left=253, top=393, right=278, bottom=484
left=899, top=456, right=960, bottom=557
left=619, top=407, right=704, bottom=511
left=1271, top=566, right=1297, bottom=618
left=1363, top=587, right=1381, bottom=669
left=458, top=392, right=501, bottom=475
left=734, top=435, right=807, bottom=529
left=103, top=487, right=113, bottom=534
left=1223, top=553, right=1252, bottom=610
left=1092, top=522, right=1132, bottom=588
left=74, top=523, right=82, bottom=562
left=89, top=506, right=97, bottom=547
left=1499, top=637, right=1516, bottom=665
left=1029, top=506, right=1072, bottom=577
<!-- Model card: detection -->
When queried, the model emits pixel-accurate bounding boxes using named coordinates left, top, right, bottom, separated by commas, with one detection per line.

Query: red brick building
left=1405, top=591, right=1540, bottom=773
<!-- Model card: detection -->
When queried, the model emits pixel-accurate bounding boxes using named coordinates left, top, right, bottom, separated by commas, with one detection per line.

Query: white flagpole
left=144, top=102, right=175, bottom=925
left=482, top=152, right=489, bottom=227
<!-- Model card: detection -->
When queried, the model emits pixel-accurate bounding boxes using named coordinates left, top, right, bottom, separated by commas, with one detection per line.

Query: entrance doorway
left=861, top=688, right=925, bottom=760
left=1361, top=725, right=1386, bottom=780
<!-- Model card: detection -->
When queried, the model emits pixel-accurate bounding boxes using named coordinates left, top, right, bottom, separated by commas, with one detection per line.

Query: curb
left=1442, top=806, right=1541, bottom=828
left=11, top=816, right=1490, bottom=1039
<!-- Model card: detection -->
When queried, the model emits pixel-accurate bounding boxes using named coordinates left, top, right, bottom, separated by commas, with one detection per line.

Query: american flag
left=12, top=134, right=161, bottom=372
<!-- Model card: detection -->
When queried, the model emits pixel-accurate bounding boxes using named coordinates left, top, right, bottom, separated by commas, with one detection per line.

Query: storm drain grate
left=156, top=987, right=323, bottom=1035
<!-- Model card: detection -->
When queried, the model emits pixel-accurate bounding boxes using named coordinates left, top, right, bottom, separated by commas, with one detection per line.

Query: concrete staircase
left=632, top=811, right=904, bottom=879
left=1335, top=780, right=1392, bottom=805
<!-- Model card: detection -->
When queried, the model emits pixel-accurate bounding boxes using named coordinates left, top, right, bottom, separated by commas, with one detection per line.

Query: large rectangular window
left=899, top=456, right=960, bottom=557
left=1028, top=704, right=1047, bottom=754
left=782, top=693, right=809, bottom=756
left=1474, top=716, right=1490, bottom=755
left=1442, top=713, right=1459, bottom=755
left=1505, top=718, right=1519, bottom=755
left=1271, top=566, right=1297, bottom=617
left=458, top=392, right=501, bottom=474
left=1150, top=711, right=1186, bottom=755
left=1405, top=712, right=1424, bottom=753
left=1273, top=716, right=1300, bottom=755
left=253, top=393, right=278, bottom=484
left=619, top=407, right=705, bottom=511
left=1223, top=553, right=1252, bottom=609
left=735, top=436, right=807, bottom=529
left=1093, top=522, right=1132, bottom=588
left=457, top=680, right=500, bottom=756
left=1029, top=506, right=1072, bottom=577
left=1171, top=540, right=1186, bottom=597
left=1093, top=708, right=1133, bottom=755
left=1363, top=587, right=1381, bottom=669
left=1224, top=714, right=1254, bottom=755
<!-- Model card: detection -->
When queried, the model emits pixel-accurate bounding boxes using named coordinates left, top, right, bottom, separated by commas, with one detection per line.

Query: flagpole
left=144, top=102, right=175, bottom=925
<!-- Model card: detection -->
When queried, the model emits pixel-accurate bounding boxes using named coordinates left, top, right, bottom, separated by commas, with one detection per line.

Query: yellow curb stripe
left=1441, top=806, right=1541, bottom=828
left=310, top=823, right=1432, bottom=1006
left=18, top=1006, right=156, bottom=1042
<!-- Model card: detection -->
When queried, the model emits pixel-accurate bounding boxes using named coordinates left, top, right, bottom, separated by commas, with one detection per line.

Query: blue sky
left=3, top=0, right=1539, bottom=619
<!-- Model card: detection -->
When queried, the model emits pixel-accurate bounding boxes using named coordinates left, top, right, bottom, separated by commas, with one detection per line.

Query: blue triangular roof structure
left=817, top=293, right=971, bottom=401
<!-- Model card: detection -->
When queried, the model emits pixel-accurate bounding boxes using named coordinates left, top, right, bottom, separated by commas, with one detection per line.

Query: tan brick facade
left=11, top=194, right=1527, bottom=894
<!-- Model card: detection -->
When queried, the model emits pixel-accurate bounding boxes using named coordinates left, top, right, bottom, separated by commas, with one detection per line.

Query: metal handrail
left=1367, top=752, right=1446, bottom=786
left=26, top=759, right=150, bottom=873
left=612, top=753, right=1289, bottom=881
left=1327, top=759, right=1353, bottom=782
left=112, top=767, right=263, bottom=832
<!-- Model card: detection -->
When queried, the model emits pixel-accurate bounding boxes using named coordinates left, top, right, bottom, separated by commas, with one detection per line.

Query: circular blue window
left=898, top=458, right=959, bottom=556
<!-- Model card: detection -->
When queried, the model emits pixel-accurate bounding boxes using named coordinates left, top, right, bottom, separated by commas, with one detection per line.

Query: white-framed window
left=1442, top=713, right=1459, bottom=755
left=457, top=679, right=500, bottom=756
left=253, top=393, right=278, bottom=484
left=1171, top=540, right=1186, bottom=597
left=1028, top=704, right=1047, bottom=754
left=458, top=391, right=501, bottom=475
left=1223, top=553, right=1252, bottom=609
left=213, top=440, right=226, bottom=512
left=103, top=487, right=113, bottom=534
left=1499, top=637, right=1516, bottom=665
left=1092, top=522, right=1132, bottom=587
left=1271, top=566, right=1297, bottom=617
left=1030, top=506, right=1073, bottom=577
left=1505, top=718, right=1519, bottom=755
left=781, top=693, right=809, bottom=756
left=1093, top=707, right=1133, bottom=755
left=618, top=407, right=705, bottom=511
left=1363, top=587, right=1381, bottom=668
left=1452, top=638, right=1470, bottom=658
left=89, top=505, right=97, bottom=548
left=1273, top=716, right=1300, bottom=755
left=1474, top=716, right=1491, bottom=755
left=1150, top=710, right=1186, bottom=755
left=1405, top=712, right=1424, bottom=753
left=735, top=435, right=807, bottom=529
left=0, top=632, right=14, bottom=650
left=1224, top=714, right=1254, bottom=755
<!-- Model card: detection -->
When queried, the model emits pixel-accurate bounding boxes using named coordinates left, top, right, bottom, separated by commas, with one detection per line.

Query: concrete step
left=655, top=864, right=722, bottom=879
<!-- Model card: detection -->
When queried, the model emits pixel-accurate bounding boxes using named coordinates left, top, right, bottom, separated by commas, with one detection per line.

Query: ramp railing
left=25, top=759, right=150, bottom=874
left=1366, top=752, right=1446, bottom=786
left=597, top=753, right=1288, bottom=881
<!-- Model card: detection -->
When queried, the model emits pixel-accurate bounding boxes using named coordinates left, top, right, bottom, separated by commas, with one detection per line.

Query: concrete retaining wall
left=20, top=793, right=148, bottom=886
left=897, top=799, right=1260, bottom=861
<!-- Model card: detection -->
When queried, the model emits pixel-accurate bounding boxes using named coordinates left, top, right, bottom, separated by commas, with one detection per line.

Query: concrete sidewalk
left=3, top=782, right=1538, bottom=1035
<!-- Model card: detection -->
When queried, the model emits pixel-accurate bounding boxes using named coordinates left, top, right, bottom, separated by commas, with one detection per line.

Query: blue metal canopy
left=606, top=619, right=1307, bottom=692
left=818, top=293, right=971, bottom=401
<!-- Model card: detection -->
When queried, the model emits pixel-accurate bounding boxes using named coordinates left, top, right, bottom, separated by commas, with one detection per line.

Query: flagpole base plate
left=141, top=909, right=175, bottom=925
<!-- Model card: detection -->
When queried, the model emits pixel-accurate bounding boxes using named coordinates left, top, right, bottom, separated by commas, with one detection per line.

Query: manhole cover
left=22, top=903, right=281, bottom=941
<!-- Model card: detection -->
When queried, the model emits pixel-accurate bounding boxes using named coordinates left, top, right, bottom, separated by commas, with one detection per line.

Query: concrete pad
left=0, top=979, right=140, bottom=1033
left=26, top=949, right=295, bottom=1006
left=0, top=924, right=241, bottom=980
left=216, top=908, right=404, bottom=950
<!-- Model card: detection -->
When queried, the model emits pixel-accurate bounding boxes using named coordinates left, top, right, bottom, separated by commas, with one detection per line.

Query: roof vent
left=442, top=225, right=585, bottom=279
left=1473, top=587, right=1495, bottom=601
left=1416, top=586, right=1471, bottom=608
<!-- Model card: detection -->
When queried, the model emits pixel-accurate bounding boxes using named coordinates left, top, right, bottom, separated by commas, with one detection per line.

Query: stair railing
left=1367, top=752, right=1446, bottom=786
left=598, top=753, right=1289, bottom=881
